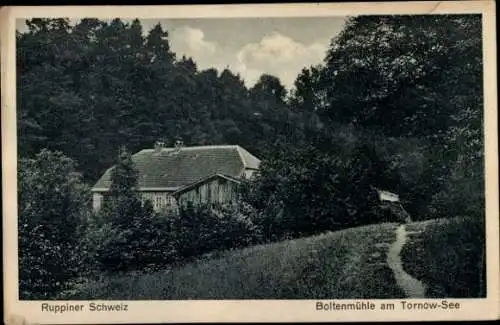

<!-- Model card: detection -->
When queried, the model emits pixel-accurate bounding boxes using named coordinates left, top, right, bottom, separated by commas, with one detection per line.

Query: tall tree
left=250, top=74, right=287, bottom=106
left=18, top=150, right=90, bottom=298
left=321, top=15, right=482, bottom=141
left=290, top=65, right=327, bottom=113
left=102, top=146, right=142, bottom=228
left=95, top=145, right=161, bottom=271
left=317, top=14, right=483, bottom=217
left=135, top=22, right=177, bottom=148
left=17, top=18, right=79, bottom=158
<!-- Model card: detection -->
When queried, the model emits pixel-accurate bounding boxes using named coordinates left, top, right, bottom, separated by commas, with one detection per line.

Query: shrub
left=85, top=202, right=261, bottom=273
left=401, top=217, right=486, bottom=297
left=170, top=203, right=262, bottom=259
left=87, top=148, right=178, bottom=272
left=83, top=201, right=180, bottom=273
left=18, top=149, right=91, bottom=299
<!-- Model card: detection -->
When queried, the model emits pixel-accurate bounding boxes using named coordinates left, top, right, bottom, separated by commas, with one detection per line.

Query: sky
left=16, top=17, right=348, bottom=89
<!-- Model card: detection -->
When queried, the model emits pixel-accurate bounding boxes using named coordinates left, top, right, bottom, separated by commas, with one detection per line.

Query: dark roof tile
left=92, top=145, right=260, bottom=191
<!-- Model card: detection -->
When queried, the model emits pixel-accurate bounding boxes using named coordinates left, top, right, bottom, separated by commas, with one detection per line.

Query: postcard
left=2, top=1, right=499, bottom=323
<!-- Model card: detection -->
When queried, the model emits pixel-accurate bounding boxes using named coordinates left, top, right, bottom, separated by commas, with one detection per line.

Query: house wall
left=140, top=191, right=178, bottom=212
left=92, top=191, right=177, bottom=213
left=93, top=193, right=103, bottom=211
left=176, top=178, right=240, bottom=208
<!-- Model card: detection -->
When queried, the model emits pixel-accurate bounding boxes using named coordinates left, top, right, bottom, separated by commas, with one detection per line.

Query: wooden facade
left=174, top=174, right=241, bottom=209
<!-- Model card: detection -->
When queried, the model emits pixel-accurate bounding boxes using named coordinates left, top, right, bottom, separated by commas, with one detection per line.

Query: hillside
left=64, top=217, right=485, bottom=300
left=66, top=222, right=404, bottom=300
left=400, top=216, right=486, bottom=298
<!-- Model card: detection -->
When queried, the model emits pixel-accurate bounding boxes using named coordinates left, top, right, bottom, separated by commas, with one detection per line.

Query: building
left=375, top=189, right=411, bottom=223
left=173, top=173, right=242, bottom=209
left=91, top=141, right=261, bottom=212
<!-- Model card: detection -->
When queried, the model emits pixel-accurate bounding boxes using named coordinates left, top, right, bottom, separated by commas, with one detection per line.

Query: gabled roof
left=172, top=173, right=241, bottom=197
left=236, top=145, right=260, bottom=170
left=92, top=145, right=260, bottom=192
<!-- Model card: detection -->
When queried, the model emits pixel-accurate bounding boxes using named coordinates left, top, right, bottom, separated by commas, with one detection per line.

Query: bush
left=401, top=217, right=486, bottom=298
left=18, top=149, right=91, bottom=299
left=170, top=203, right=262, bottom=259
left=83, top=202, right=261, bottom=273
left=428, top=152, right=484, bottom=221
left=81, top=147, right=178, bottom=273
left=87, top=200, right=179, bottom=273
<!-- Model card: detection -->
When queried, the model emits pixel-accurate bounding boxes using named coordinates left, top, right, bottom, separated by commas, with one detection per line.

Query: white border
left=2, top=2, right=499, bottom=323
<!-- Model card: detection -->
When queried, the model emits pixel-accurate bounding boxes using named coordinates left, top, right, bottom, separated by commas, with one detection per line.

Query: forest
left=16, top=15, right=484, bottom=299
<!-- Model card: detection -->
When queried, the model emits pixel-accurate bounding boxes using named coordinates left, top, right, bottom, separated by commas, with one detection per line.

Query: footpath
left=386, top=224, right=427, bottom=298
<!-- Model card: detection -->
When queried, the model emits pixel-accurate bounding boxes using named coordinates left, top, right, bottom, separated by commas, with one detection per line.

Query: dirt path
left=386, top=224, right=427, bottom=298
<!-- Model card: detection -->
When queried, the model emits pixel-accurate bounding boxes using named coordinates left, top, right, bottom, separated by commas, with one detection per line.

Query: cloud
left=169, top=27, right=328, bottom=90
left=170, top=26, right=217, bottom=68
left=235, top=32, right=328, bottom=89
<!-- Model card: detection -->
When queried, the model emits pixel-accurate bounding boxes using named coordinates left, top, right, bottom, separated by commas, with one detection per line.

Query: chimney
left=154, top=140, right=165, bottom=154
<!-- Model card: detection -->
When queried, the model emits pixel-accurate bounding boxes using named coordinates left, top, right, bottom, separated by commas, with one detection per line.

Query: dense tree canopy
left=17, top=18, right=314, bottom=182
left=319, top=15, right=482, bottom=140
left=288, top=14, right=484, bottom=218
left=17, top=15, right=484, bottom=224
left=16, top=15, right=485, bottom=299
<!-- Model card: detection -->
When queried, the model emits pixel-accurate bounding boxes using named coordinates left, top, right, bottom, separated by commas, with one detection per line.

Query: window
left=155, top=196, right=163, bottom=209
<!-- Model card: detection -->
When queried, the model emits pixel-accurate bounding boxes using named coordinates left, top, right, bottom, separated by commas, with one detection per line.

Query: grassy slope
left=68, top=222, right=406, bottom=300
left=401, top=216, right=486, bottom=298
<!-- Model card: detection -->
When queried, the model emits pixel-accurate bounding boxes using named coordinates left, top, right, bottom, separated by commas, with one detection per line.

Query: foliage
left=306, top=14, right=484, bottom=219
left=17, top=18, right=313, bottom=182
left=18, top=149, right=91, bottom=299
left=66, top=222, right=404, bottom=300
left=243, top=135, right=399, bottom=240
left=84, top=209, right=177, bottom=273
left=290, top=65, right=328, bottom=113
left=91, top=147, right=175, bottom=272
left=321, top=15, right=482, bottom=139
left=17, top=16, right=484, bottom=226
left=401, top=217, right=486, bottom=297
left=100, top=146, right=143, bottom=228
left=169, top=203, right=262, bottom=259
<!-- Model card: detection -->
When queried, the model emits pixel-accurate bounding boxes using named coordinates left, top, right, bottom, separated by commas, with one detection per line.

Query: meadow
left=400, top=216, right=486, bottom=298
left=65, top=222, right=405, bottom=300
